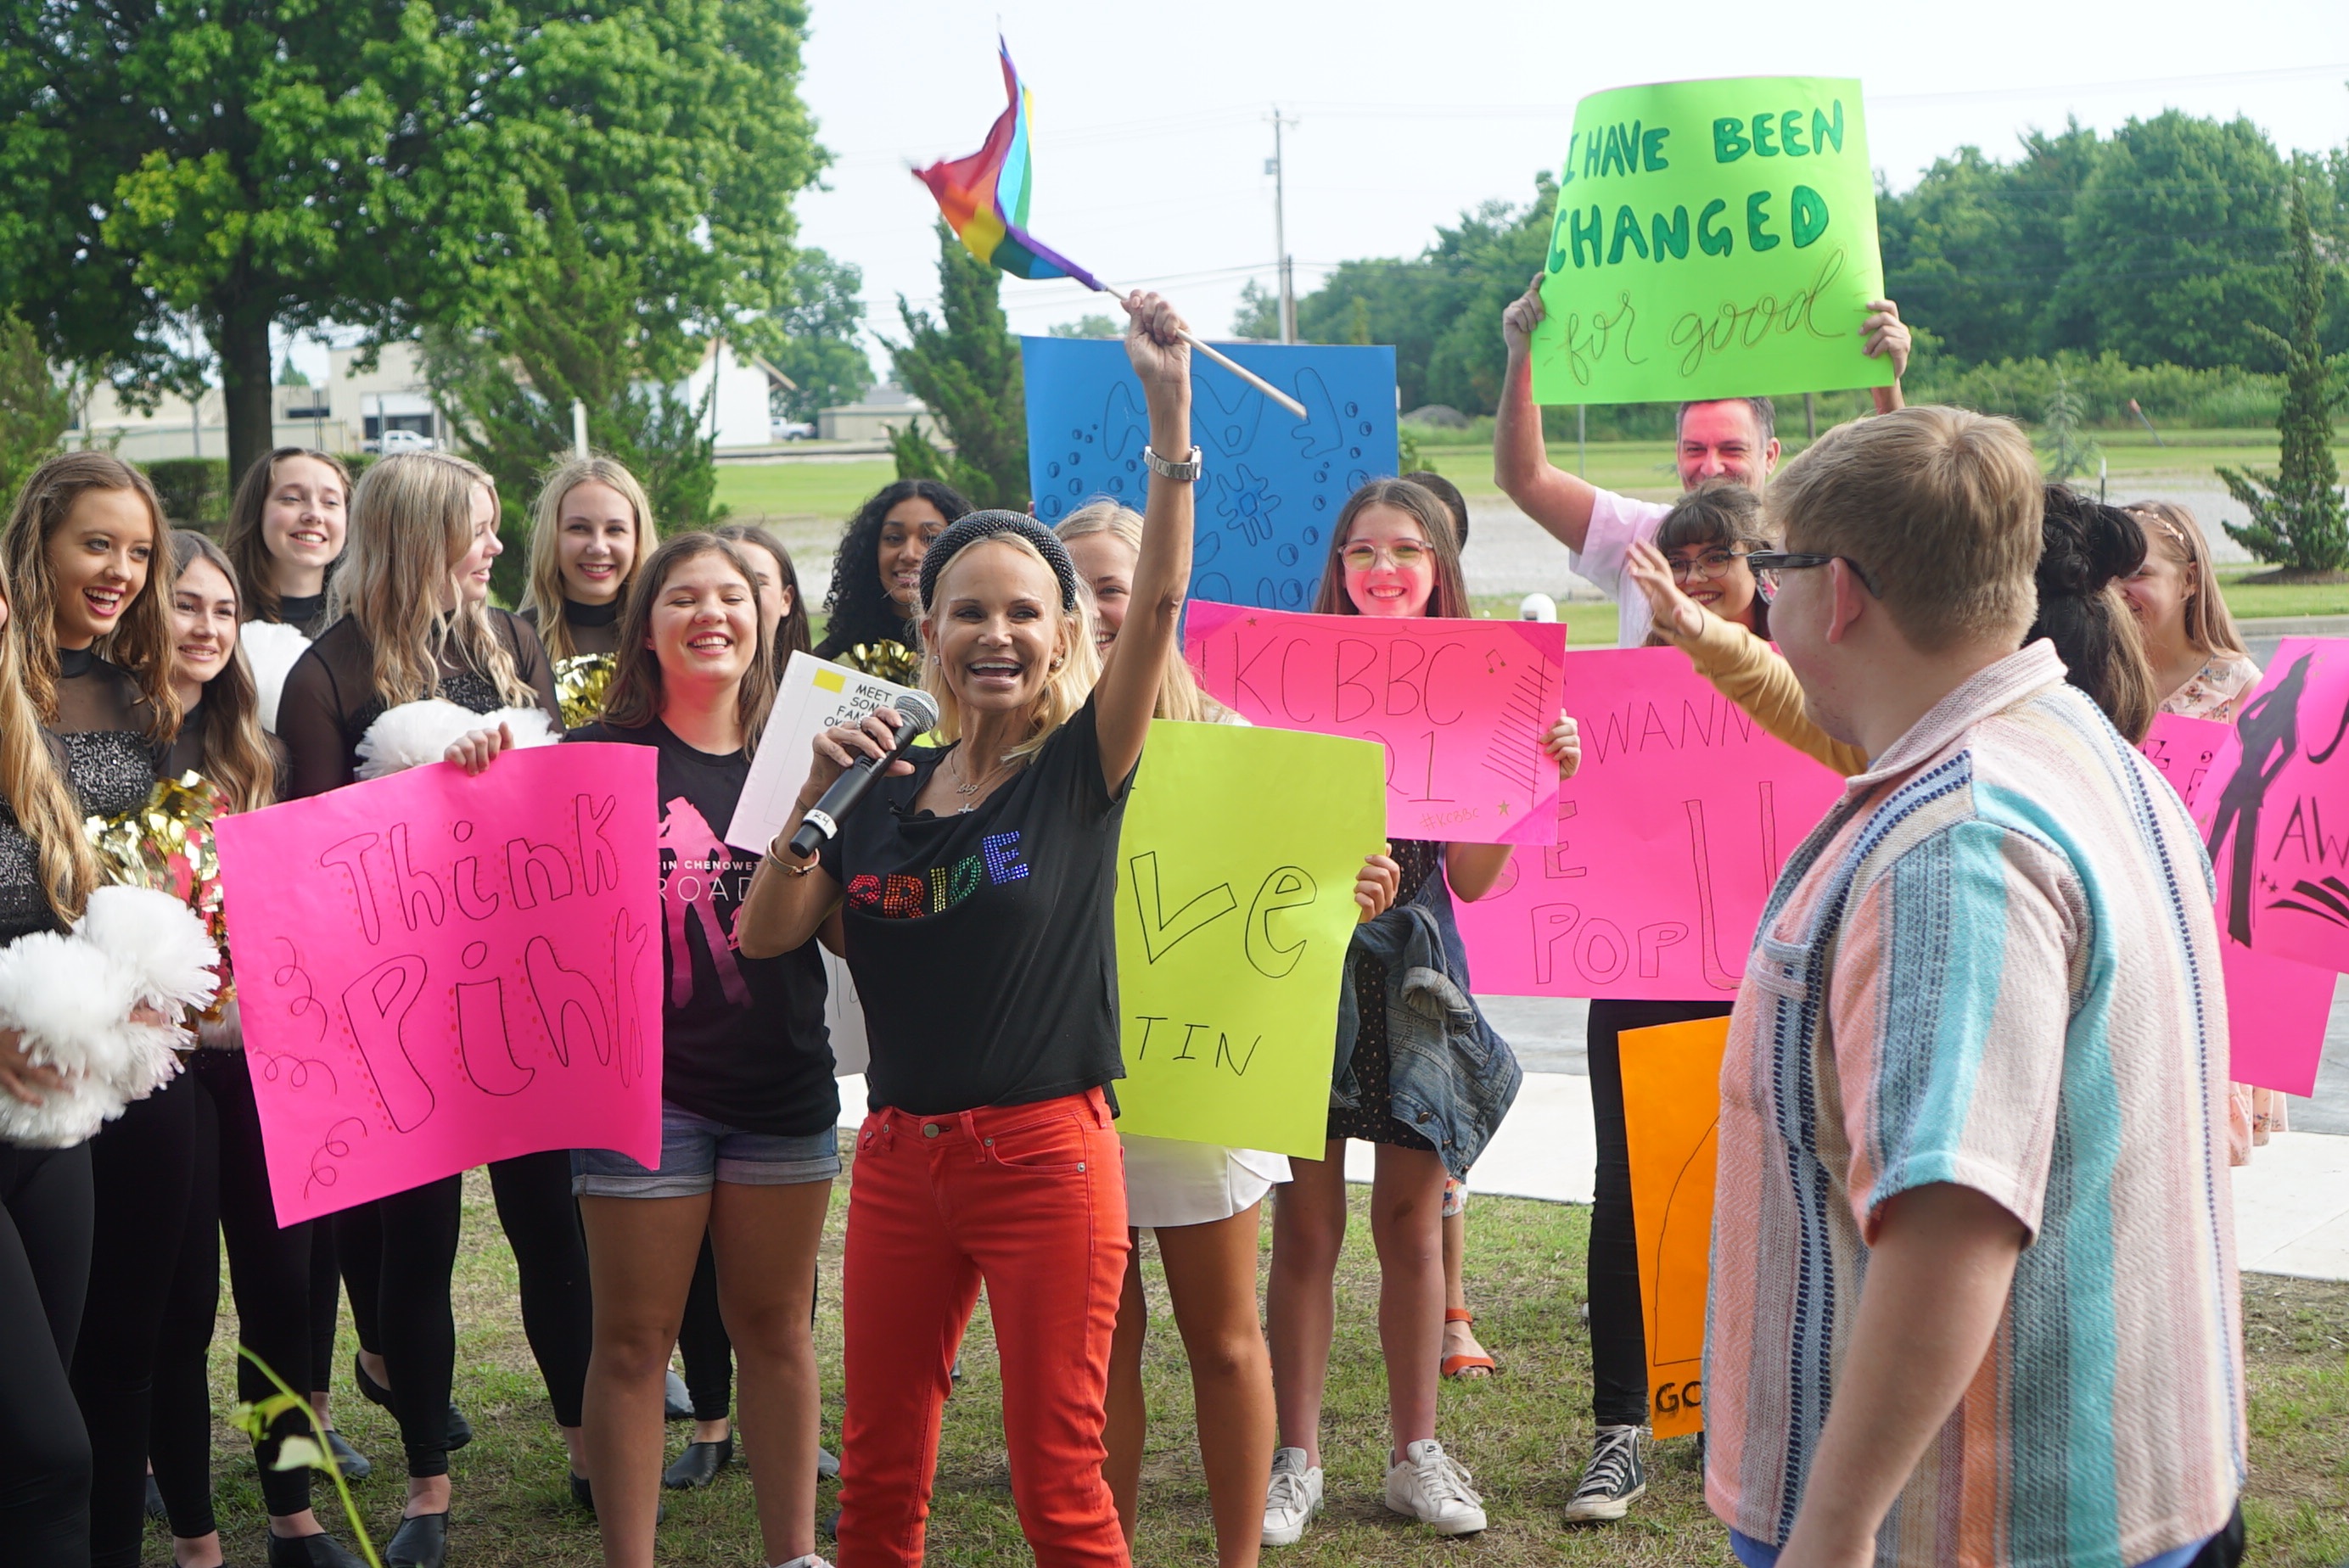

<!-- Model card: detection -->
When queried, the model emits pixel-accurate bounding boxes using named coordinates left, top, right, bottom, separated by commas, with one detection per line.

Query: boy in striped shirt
left=1707, top=406, right=2245, bottom=1568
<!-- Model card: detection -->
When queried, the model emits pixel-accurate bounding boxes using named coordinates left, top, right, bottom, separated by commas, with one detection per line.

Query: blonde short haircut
left=1765, top=406, right=2042, bottom=653
left=920, top=532, right=1102, bottom=764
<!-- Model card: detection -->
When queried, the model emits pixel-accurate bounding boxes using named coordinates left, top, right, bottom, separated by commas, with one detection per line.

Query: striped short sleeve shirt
left=1706, top=641, right=2245, bottom=1568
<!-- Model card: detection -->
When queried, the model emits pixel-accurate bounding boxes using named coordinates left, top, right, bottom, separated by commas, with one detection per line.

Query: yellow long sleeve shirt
left=1651, top=611, right=1870, bottom=776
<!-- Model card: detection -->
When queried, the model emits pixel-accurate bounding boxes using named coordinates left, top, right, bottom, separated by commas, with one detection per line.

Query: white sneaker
left=1261, top=1447, right=1323, bottom=1546
left=1383, top=1437, right=1487, bottom=1535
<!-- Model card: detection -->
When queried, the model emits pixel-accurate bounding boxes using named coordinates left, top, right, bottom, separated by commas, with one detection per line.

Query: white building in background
left=817, top=382, right=928, bottom=443
left=70, top=336, right=793, bottom=465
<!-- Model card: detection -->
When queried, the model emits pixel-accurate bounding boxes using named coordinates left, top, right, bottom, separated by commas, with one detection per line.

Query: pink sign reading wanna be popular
left=1184, top=602, right=1569, bottom=845
left=1455, top=647, right=1847, bottom=1000
left=217, top=745, right=664, bottom=1224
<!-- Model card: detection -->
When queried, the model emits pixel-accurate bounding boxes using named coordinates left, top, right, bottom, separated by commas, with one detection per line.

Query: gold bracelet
left=765, top=839, right=821, bottom=876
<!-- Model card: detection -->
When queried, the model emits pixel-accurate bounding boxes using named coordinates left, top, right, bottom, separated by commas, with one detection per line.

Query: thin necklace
left=948, top=748, right=1014, bottom=811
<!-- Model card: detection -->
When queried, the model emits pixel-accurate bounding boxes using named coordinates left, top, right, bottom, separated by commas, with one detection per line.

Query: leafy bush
left=142, top=457, right=230, bottom=525
left=1904, top=352, right=2286, bottom=428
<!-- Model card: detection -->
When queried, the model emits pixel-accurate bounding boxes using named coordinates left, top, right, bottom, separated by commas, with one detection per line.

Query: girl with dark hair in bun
left=737, top=293, right=1201, bottom=1568
left=812, top=479, right=972, bottom=681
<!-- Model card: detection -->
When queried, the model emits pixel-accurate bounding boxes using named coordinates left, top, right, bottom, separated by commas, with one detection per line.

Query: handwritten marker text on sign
left=1184, top=603, right=1569, bottom=846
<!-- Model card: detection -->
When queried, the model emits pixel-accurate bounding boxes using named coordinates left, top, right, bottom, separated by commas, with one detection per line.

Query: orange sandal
left=1440, top=1308, right=1497, bottom=1378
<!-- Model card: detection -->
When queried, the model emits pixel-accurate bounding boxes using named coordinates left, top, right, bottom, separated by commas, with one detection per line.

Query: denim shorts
left=572, top=1100, right=841, bottom=1198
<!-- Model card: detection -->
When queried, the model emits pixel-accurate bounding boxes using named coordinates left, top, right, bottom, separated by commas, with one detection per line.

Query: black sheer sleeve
left=278, top=629, right=361, bottom=800
left=497, top=610, right=563, bottom=730
left=0, top=735, right=71, bottom=945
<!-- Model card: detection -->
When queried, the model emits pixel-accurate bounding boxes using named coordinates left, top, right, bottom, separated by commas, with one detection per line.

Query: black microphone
left=788, top=690, right=941, bottom=859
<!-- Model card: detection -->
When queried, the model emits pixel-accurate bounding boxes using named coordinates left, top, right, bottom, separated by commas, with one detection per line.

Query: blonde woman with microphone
left=737, top=291, right=1193, bottom=1568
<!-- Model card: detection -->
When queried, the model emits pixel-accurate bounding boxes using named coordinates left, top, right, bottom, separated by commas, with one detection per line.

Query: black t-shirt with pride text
left=820, top=697, right=1134, bottom=1116
left=566, top=720, right=838, bottom=1137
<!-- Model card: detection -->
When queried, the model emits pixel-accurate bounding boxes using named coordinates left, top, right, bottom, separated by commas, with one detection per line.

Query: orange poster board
left=1618, top=1015, right=1730, bottom=1438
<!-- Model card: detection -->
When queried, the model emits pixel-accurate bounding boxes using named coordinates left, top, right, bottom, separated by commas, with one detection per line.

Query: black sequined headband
left=917, top=510, right=1080, bottom=612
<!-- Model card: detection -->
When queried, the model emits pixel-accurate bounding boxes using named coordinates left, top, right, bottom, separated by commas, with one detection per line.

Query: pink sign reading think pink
left=1455, top=647, right=1847, bottom=1000
left=1184, top=602, right=1568, bottom=844
left=216, top=745, right=664, bottom=1224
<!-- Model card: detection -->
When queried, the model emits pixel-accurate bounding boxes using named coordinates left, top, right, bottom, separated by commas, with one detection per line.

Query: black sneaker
left=1561, top=1424, right=1647, bottom=1522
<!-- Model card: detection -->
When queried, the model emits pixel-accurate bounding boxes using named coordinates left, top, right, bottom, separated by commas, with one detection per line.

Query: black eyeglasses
left=1744, top=552, right=1881, bottom=596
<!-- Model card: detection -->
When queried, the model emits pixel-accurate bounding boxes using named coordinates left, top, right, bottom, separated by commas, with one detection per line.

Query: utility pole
left=1266, top=108, right=1298, bottom=344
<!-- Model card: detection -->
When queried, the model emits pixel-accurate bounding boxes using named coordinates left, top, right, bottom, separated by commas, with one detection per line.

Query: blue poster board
left=1022, top=337, right=1399, bottom=610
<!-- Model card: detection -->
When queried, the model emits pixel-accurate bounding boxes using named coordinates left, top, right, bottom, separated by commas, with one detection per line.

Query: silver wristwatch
left=1142, top=445, right=1204, bottom=483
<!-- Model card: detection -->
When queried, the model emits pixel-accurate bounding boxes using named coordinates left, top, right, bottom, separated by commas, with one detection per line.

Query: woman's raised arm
left=1092, top=291, right=1194, bottom=792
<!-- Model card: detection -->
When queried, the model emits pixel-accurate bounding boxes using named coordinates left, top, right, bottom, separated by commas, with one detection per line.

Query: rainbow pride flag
left=913, top=43, right=1106, bottom=292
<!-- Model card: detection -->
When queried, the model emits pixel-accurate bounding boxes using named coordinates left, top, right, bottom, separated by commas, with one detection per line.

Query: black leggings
left=151, top=1050, right=320, bottom=1536
left=73, top=1067, right=200, bottom=1568
left=678, top=1232, right=734, bottom=1421
left=0, top=1140, right=94, bottom=1568
left=311, top=1198, right=345, bottom=1392
left=335, top=1151, right=591, bottom=1477
left=1584, top=998, right=1733, bottom=1430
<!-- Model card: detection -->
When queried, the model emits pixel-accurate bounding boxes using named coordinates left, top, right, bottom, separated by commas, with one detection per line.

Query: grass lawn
left=182, top=1140, right=2347, bottom=1567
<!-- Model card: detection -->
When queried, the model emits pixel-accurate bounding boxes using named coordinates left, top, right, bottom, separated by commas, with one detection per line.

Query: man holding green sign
left=1495, top=76, right=1912, bottom=651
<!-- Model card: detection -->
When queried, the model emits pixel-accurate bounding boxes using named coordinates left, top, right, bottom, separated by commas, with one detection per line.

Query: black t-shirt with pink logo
left=566, top=720, right=838, bottom=1136
left=820, top=697, right=1134, bottom=1116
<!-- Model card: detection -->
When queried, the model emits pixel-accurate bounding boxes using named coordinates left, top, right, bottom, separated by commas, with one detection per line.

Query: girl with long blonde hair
left=519, top=456, right=654, bottom=725
left=0, top=557, right=104, bottom=1565
left=142, top=532, right=370, bottom=1567
left=276, top=450, right=591, bottom=1568
left=1, top=453, right=219, bottom=1568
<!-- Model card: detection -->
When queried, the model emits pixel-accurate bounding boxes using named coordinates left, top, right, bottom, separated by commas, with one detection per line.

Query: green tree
left=770, top=249, right=872, bottom=424
left=887, top=223, right=1027, bottom=509
left=1048, top=315, right=1121, bottom=339
left=2050, top=111, right=2290, bottom=370
left=1875, top=123, right=2100, bottom=365
left=423, top=194, right=721, bottom=602
left=2220, top=175, right=2348, bottom=575
left=2035, top=370, right=2100, bottom=481
left=0, top=1, right=820, bottom=485
left=1232, top=280, right=1279, bottom=339
left=0, top=310, right=71, bottom=501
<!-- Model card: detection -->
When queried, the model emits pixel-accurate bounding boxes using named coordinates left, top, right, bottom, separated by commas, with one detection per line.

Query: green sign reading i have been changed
left=1528, top=76, right=1895, bottom=406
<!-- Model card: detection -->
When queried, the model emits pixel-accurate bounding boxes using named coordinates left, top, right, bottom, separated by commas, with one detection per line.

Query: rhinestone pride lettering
left=848, top=831, right=1029, bottom=919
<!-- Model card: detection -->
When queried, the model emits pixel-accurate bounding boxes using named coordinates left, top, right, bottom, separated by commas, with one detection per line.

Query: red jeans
left=838, top=1089, right=1130, bottom=1568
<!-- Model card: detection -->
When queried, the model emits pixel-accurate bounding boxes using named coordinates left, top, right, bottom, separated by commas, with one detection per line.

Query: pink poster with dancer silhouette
left=1184, top=602, right=1570, bottom=845
left=1452, top=647, right=1847, bottom=1000
left=217, top=746, right=664, bottom=1224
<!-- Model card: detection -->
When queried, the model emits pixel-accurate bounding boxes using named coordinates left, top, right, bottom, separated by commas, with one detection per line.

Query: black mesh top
left=522, top=599, right=622, bottom=658
left=277, top=609, right=559, bottom=799
left=52, top=645, right=163, bottom=817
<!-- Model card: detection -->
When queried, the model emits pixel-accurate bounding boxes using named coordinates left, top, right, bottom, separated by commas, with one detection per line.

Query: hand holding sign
left=1185, top=603, right=1570, bottom=845
left=1530, top=76, right=1893, bottom=405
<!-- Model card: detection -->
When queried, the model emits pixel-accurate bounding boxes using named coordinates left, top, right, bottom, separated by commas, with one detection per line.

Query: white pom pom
left=356, top=699, right=487, bottom=779
left=0, top=931, right=143, bottom=1148
left=484, top=706, right=562, bottom=750
left=241, top=619, right=313, bottom=735
left=77, top=885, right=221, bottom=1015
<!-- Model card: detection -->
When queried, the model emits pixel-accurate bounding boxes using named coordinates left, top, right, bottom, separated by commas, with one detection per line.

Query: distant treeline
left=1242, top=109, right=2348, bottom=429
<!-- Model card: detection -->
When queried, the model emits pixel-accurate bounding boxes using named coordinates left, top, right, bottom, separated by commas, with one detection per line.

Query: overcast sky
left=793, top=0, right=2348, bottom=371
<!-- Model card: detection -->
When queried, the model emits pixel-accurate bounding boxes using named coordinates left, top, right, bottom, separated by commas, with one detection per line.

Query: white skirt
left=1119, top=1133, right=1291, bottom=1229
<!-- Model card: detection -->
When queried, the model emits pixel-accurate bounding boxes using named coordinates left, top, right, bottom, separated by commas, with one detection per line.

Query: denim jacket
left=1331, top=873, right=1521, bottom=1179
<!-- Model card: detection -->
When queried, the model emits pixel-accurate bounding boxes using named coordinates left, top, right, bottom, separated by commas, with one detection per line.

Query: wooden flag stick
left=1096, top=283, right=1309, bottom=420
